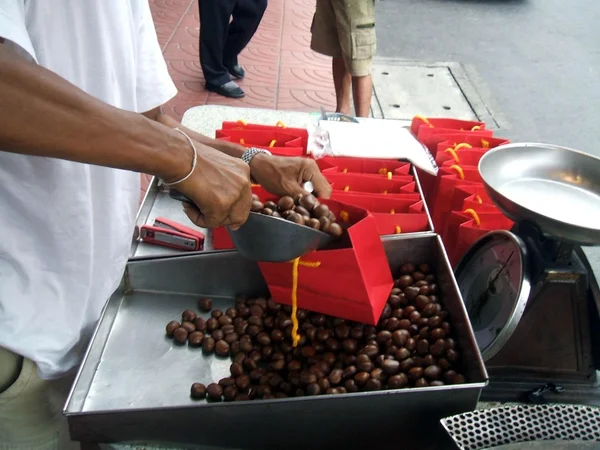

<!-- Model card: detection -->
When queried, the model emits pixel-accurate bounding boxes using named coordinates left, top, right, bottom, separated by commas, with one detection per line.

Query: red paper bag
left=316, top=158, right=339, bottom=173
left=258, top=200, right=394, bottom=325
left=212, top=186, right=272, bottom=250
left=330, top=192, right=429, bottom=235
left=462, top=196, right=498, bottom=213
left=444, top=210, right=514, bottom=266
left=410, top=115, right=486, bottom=136
left=415, top=131, right=494, bottom=200
left=450, top=184, right=492, bottom=213
left=439, top=149, right=489, bottom=168
left=436, top=135, right=509, bottom=157
left=215, top=129, right=304, bottom=148
left=221, top=120, right=309, bottom=151
left=211, top=226, right=235, bottom=250
left=321, top=157, right=410, bottom=176
left=430, top=165, right=483, bottom=232
left=325, top=173, right=416, bottom=196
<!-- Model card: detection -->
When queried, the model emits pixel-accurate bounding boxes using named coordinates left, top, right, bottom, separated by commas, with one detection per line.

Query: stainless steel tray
left=131, top=163, right=434, bottom=260
left=65, top=235, right=486, bottom=449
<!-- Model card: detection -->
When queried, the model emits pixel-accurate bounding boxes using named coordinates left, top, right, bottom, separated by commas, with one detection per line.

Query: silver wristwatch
left=241, top=147, right=272, bottom=166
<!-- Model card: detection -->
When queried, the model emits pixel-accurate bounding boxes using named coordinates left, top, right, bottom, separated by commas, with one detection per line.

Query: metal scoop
left=168, top=181, right=333, bottom=262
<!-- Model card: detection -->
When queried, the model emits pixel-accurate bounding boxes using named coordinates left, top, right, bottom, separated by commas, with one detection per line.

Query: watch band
left=241, top=147, right=272, bottom=166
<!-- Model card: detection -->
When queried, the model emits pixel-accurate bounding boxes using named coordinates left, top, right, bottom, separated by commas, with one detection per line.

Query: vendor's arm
left=147, top=108, right=333, bottom=199
left=0, top=44, right=252, bottom=229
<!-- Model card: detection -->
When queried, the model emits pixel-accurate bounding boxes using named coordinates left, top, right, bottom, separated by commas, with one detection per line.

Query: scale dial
left=455, top=230, right=531, bottom=361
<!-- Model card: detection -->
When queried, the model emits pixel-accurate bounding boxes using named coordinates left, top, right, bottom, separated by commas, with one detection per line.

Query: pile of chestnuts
left=164, top=263, right=467, bottom=402
left=250, top=193, right=344, bottom=239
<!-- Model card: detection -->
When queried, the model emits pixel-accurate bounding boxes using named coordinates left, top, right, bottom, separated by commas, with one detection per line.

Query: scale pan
left=479, top=143, right=600, bottom=245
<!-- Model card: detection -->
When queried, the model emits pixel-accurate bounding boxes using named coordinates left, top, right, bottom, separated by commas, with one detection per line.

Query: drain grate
left=440, top=404, right=600, bottom=450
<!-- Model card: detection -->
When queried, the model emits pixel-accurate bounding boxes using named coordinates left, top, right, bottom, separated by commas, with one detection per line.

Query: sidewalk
left=152, top=0, right=335, bottom=118
left=142, top=0, right=336, bottom=198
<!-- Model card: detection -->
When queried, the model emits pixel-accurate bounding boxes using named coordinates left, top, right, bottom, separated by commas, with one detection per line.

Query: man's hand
left=172, top=141, right=252, bottom=230
left=249, top=154, right=333, bottom=199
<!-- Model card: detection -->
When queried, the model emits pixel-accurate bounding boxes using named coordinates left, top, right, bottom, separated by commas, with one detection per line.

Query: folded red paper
left=443, top=209, right=514, bottom=266
left=410, top=115, right=487, bottom=136
left=330, top=192, right=429, bottom=235
left=429, top=165, right=483, bottom=232
left=221, top=120, right=309, bottom=151
left=321, top=156, right=411, bottom=176
left=216, top=129, right=304, bottom=149
left=258, top=199, right=394, bottom=325
left=325, top=172, right=417, bottom=196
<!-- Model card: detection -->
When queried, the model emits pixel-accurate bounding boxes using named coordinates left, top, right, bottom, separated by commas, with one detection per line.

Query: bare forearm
left=0, top=46, right=190, bottom=181
left=156, top=113, right=246, bottom=158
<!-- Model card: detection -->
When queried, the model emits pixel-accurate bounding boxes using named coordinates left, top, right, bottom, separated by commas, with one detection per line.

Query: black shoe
left=226, top=64, right=246, bottom=80
left=205, top=81, right=245, bottom=99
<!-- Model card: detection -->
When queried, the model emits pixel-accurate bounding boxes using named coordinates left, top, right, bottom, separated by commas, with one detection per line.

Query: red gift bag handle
left=463, top=208, right=482, bottom=226
left=444, top=143, right=473, bottom=163
left=414, top=115, right=483, bottom=132
left=449, top=164, right=466, bottom=180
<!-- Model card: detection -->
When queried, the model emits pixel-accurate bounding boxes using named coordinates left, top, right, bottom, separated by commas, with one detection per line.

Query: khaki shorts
left=310, top=0, right=377, bottom=77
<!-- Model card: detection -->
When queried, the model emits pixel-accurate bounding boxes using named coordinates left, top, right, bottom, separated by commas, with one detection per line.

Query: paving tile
left=238, top=45, right=280, bottom=66
left=179, top=9, right=200, bottom=27
left=167, top=59, right=203, bottom=81
left=283, top=6, right=315, bottom=21
left=277, top=88, right=336, bottom=111
left=150, top=0, right=192, bottom=13
left=279, top=49, right=331, bottom=69
left=237, top=65, right=278, bottom=87
left=163, top=40, right=199, bottom=61
left=170, top=25, right=200, bottom=42
left=278, top=66, right=333, bottom=90
left=281, top=32, right=312, bottom=51
left=247, top=27, right=282, bottom=48
left=207, top=86, right=276, bottom=109
left=163, top=98, right=206, bottom=122
left=282, top=16, right=313, bottom=35
left=151, top=5, right=185, bottom=29
left=172, top=78, right=208, bottom=102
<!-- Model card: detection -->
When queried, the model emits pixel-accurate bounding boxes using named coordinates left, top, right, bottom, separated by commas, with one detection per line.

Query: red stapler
left=139, top=217, right=205, bottom=251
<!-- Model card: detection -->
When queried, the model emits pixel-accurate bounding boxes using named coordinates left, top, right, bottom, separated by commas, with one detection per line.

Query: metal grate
left=440, top=404, right=600, bottom=450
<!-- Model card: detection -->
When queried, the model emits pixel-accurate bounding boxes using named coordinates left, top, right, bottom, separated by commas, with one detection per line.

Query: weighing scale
left=454, top=143, right=600, bottom=405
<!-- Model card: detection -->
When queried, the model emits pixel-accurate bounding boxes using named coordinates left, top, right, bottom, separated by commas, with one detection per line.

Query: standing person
left=199, top=0, right=268, bottom=99
left=310, top=0, right=376, bottom=117
left=0, top=1, right=331, bottom=448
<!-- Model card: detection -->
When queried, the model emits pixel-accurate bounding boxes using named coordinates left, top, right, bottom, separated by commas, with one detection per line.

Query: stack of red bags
left=212, top=121, right=432, bottom=250
left=210, top=120, right=436, bottom=325
left=410, top=115, right=514, bottom=266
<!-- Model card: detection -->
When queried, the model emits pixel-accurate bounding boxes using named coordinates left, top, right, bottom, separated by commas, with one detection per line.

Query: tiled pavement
left=141, top=0, right=336, bottom=199
left=153, top=0, right=337, bottom=116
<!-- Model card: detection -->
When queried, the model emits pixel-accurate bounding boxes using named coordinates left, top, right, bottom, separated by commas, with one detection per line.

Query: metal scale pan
left=478, top=142, right=600, bottom=245
left=454, top=143, right=600, bottom=405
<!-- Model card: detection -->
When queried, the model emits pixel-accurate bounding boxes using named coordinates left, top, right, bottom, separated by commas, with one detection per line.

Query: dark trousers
left=199, top=0, right=268, bottom=86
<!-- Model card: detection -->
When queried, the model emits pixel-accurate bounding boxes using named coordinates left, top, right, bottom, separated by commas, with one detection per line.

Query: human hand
left=171, top=141, right=252, bottom=230
left=249, top=154, right=332, bottom=199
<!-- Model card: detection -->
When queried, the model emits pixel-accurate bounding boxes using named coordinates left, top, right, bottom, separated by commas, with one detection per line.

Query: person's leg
left=310, top=0, right=350, bottom=112
left=351, top=74, right=373, bottom=117
left=332, top=57, right=352, bottom=115
left=198, top=0, right=245, bottom=97
left=223, top=0, right=268, bottom=78
left=333, top=0, right=376, bottom=117
left=0, top=349, right=81, bottom=449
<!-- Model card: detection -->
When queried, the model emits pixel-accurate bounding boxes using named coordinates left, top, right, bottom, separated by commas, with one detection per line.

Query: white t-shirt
left=0, top=1, right=177, bottom=379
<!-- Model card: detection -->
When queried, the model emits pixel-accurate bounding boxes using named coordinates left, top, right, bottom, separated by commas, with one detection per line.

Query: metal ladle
left=168, top=181, right=333, bottom=262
